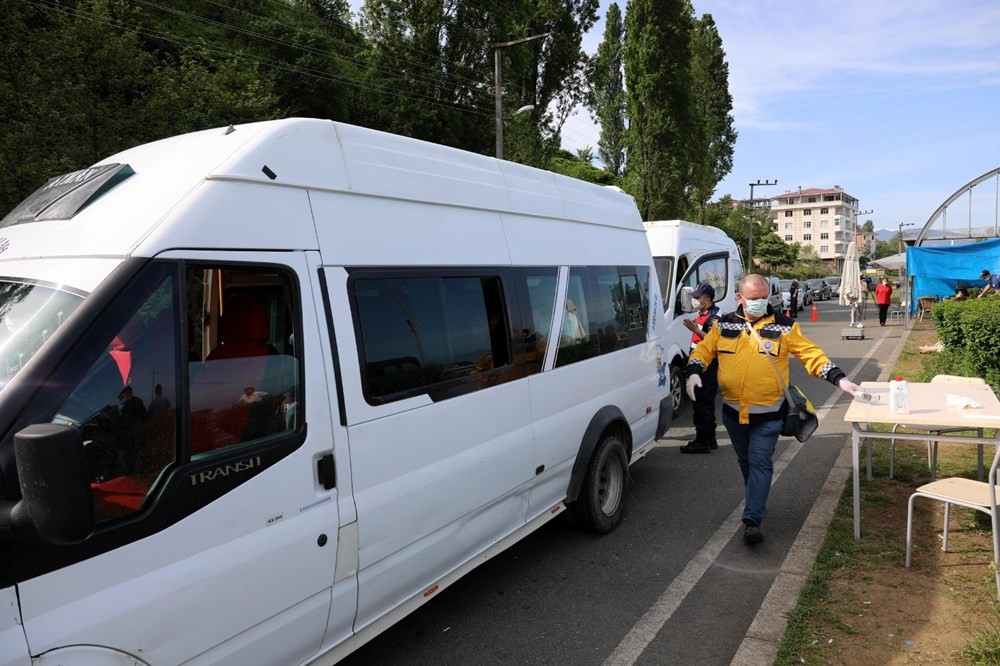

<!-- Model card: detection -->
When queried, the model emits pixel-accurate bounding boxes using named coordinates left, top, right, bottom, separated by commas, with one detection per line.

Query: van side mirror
left=677, top=286, right=694, bottom=314
left=11, top=424, right=94, bottom=544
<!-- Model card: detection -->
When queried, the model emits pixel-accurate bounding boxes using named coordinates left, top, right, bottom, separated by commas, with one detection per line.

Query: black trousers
left=877, top=303, right=889, bottom=325
left=692, top=358, right=719, bottom=433
left=790, top=295, right=798, bottom=317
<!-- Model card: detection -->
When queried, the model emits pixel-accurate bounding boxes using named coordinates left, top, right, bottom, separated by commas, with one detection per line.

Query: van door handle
left=317, top=453, right=336, bottom=490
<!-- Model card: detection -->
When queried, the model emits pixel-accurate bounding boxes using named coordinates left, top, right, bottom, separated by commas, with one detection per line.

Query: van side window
left=512, top=267, right=557, bottom=376
left=187, top=266, right=301, bottom=458
left=353, top=274, right=511, bottom=403
left=556, top=266, right=648, bottom=368
left=653, top=257, right=673, bottom=312
left=621, top=271, right=647, bottom=345
left=590, top=266, right=628, bottom=352
left=52, top=265, right=179, bottom=523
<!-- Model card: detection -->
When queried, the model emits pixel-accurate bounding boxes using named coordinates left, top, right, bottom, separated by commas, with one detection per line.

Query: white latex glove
left=686, top=374, right=702, bottom=401
left=838, top=378, right=860, bottom=395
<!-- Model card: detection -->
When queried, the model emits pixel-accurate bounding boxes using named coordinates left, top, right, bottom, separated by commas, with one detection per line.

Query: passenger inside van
left=561, top=299, right=587, bottom=343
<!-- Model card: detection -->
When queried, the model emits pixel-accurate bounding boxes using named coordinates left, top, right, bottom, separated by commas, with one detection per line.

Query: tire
left=669, top=364, right=685, bottom=419
left=569, top=435, right=629, bottom=534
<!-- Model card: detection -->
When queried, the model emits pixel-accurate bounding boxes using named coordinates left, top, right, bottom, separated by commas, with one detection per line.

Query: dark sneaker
left=743, top=522, right=763, bottom=545
left=680, top=440, right=711, bottom=454
left=709, top=435, right=718, bottom=450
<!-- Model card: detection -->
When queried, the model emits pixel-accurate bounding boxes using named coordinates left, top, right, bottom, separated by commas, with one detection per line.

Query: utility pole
left=747, top=179, right=777, bottom=273
left=492, top=32, right=550, bottom=160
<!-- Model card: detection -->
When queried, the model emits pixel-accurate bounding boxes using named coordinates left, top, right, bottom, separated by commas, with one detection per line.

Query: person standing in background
left=679, top=281, right=721, bottom=454
left=789, top=280, right=799, bottom=318
left=874, top=277, right=893, bottom=326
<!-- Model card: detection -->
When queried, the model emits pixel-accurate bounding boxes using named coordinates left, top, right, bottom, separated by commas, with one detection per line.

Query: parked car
left=825, top=276, right=842, bottom=296
left=806, top=278, right=832, bottom=301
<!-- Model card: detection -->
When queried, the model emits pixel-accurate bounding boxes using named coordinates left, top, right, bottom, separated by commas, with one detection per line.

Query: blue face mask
left=743, top=297, right=769, bottom=317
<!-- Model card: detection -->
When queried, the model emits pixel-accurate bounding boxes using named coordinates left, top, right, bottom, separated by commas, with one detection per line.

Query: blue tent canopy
left=906, top=238, right=1000, bottom=310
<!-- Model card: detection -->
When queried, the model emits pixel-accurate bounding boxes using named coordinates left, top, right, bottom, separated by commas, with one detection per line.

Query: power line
left=24, top=0, right=496, bottom=119
left=138, top=0, right=489, bottom=99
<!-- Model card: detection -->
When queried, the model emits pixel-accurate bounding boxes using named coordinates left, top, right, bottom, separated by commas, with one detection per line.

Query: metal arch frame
left=915, top=166, right=1000, bottom=245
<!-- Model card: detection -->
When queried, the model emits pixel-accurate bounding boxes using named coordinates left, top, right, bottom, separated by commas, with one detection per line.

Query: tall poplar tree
left=590, top=3, right=626, bottom=179
left=689, top=13, right=736, bottom=222
left=623, top=0, right=694, bottom=220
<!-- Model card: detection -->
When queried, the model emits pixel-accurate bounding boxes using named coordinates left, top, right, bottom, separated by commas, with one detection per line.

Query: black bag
left=781, top=384, right=819, bottom=443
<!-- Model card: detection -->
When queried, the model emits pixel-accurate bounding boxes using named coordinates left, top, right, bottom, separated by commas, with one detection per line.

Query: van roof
left=643, top=219, right=731, bottom=238
left=0, top=118, right=643, bottom=263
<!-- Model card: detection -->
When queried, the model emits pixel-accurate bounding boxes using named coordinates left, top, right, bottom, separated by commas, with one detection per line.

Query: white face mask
left=742, top=297, right=769, bottom=317
left=692, top=298, right=701, bottom=310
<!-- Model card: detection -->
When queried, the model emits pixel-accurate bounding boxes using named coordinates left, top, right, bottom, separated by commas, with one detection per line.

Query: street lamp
left=747, top=179, right=777, bottom=272
left=854, top=209, right=873, bottom=272
left=898, top=222, right=915, bottom=254
left=492, top=32, right=550, bottom=160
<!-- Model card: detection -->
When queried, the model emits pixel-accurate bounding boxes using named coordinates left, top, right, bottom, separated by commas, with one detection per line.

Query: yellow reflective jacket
left=685, top=308, right=845, bottom=424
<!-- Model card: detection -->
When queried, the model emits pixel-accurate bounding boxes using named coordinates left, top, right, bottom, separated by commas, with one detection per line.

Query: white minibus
left=0, top=118, right=671, bottom=665
left=644, top=220, right=743, bottom=415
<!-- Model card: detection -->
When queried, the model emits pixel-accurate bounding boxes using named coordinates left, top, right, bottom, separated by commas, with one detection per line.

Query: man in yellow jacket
left=685, top=274, right=860, bottom=545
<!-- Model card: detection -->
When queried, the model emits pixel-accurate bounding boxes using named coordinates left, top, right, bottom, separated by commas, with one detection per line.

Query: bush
left=931, top=298, right=1000, bottom=395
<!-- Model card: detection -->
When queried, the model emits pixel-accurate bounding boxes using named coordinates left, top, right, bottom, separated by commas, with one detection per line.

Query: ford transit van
left=644, top=220, right=743, bottom=415
left=0, top=119, right=671, bottom=665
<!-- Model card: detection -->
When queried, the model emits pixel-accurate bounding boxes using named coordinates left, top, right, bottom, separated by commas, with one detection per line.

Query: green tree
left=623, top=0, right=695, bottom=220
left=755, top=232, right=796, bottom=272
left=688, top=13, right=736, bottom=222
left=590, top=2, right=626, bottom=178
left=549, top=150, right=617, bottom=185
left=576, top=146, right=595, bottom=163
left=862, top=219, right=875, bottom=232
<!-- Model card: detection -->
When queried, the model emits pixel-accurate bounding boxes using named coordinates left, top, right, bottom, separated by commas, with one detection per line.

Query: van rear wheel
left=570, top=435, right=629, bottom=533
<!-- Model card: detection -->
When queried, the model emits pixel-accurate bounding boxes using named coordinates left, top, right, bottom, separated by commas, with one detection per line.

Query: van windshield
left=0, top=281, right=84, bottom=391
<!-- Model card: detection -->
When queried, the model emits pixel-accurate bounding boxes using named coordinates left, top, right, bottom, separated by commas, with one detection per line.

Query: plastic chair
left=906, top=443, right=1000, bottom=600
left=868, top=375, right=986, bottom=481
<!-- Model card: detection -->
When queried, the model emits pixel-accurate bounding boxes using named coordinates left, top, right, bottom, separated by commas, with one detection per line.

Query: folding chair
left=906, top=443, right=1000, bottom=600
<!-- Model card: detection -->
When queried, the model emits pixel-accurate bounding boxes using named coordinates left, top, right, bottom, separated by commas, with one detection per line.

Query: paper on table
left=947, top=393, right=983, bottom=409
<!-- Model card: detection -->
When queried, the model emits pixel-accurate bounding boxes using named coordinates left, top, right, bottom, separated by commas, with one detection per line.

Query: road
left=340, top=297, right=903, bottom=665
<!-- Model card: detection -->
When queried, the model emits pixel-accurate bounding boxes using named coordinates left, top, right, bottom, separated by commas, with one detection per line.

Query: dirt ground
left=820, top=465, right=997, bottom=664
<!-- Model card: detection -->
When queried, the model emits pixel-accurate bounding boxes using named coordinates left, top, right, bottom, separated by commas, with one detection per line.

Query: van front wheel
left=669, top=364, right=684, bottom=419
left=570, top=435, right=629, bottom=534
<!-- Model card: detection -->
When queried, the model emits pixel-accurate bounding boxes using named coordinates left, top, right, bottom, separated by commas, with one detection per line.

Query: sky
left=560, top=0, right=1000, bottom=235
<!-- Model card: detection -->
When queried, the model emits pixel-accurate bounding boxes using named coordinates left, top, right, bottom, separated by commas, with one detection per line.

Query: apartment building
left=770, top=186, right=861, bottom=270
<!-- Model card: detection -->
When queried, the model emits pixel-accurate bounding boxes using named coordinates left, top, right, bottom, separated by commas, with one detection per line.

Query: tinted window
left=353, top=274, right=510, bottom=402
left=653, top=257, right=673, bottom=312
left=52, top=265, right=179, bottom=523
left=556, top=268, right=598, bottom=367
left=513, top=267, right=557, bottom=375
left=556, top=266, right=647, bottom=368
left=187, top=266, right=301, bottom=458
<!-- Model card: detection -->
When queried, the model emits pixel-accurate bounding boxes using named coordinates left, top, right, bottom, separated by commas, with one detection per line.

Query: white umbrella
left=839, top=242, right=863, bottom=326
left=872, top=252, right=906, bottom=270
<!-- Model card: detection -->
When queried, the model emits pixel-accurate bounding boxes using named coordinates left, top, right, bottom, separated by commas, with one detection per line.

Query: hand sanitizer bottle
left=889, top=376, right=909, bottom=414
